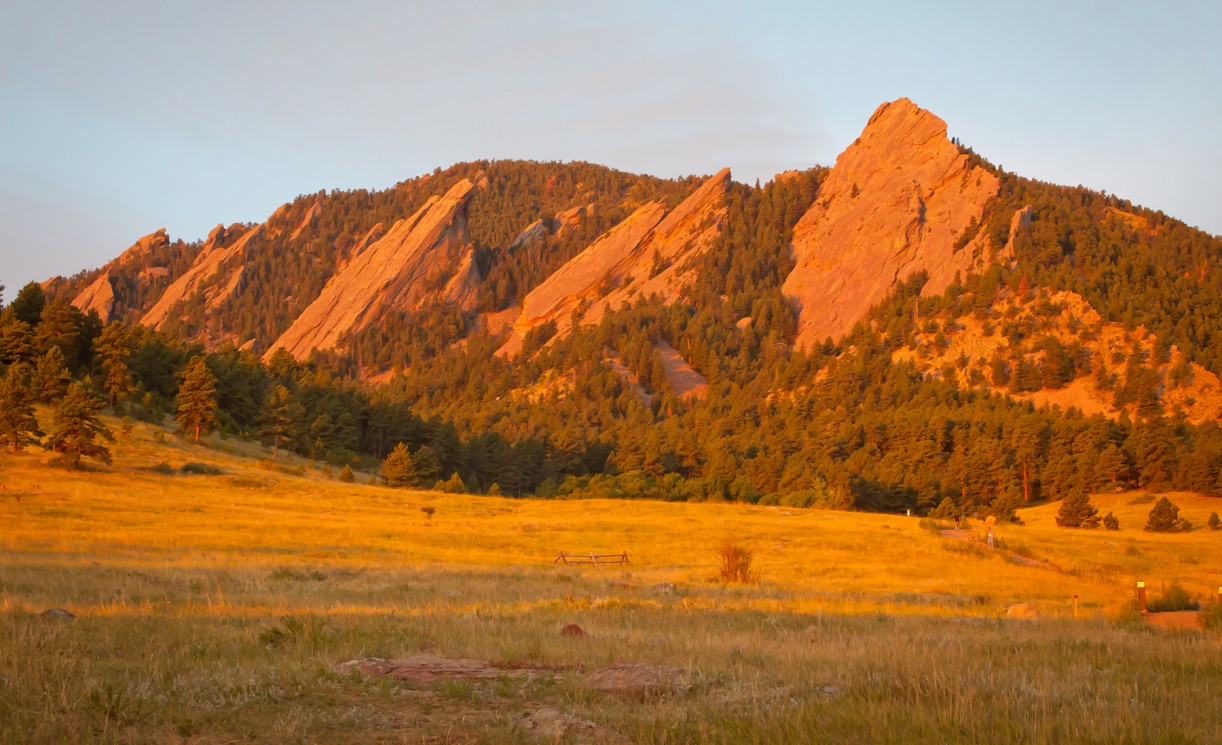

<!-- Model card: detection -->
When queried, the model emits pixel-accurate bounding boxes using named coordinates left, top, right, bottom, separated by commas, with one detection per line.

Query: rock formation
left=267, top=178, right=482, bottom=359
left=500, top=168, right=730, bottom=355
left=783, top=98, right=1002, bottom=349
left=70, top=228, right=171, bottom=322
left=140, top=223, right=260, bottom=330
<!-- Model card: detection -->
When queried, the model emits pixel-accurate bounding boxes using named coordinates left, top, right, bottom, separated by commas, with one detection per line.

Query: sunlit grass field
left=2, top=415, right=1220, bottom=743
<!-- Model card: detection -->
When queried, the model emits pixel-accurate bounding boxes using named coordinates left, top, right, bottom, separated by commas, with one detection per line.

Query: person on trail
left=987, top=527, right=995, bottom=549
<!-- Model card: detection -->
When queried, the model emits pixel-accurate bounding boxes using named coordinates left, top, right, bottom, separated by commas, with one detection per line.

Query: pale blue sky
left=2, top=1, right=1219, bottom=293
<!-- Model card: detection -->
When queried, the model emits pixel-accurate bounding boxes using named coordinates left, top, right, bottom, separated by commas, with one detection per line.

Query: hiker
left=987, top=527, right=995, bottom=549
left=955, top=514, right=961, bottom=531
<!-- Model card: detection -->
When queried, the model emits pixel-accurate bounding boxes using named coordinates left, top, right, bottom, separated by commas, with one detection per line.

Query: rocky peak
left=70, top=228, right=172, bottom=322
left=267, top=178, right=482, bottom=360
left=499, top=168, right=730, bottom=356
left=782, top=98, right=1002, bottom=349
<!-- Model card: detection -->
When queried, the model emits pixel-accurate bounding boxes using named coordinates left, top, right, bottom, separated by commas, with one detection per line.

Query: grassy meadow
left=1, top=414, right=1220, bottom=743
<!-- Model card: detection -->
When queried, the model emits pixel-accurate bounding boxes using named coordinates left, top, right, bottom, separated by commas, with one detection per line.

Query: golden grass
left=2, top=414, right=1220, bottom=743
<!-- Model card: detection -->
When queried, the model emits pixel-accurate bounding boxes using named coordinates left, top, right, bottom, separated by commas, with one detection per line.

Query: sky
left=2, top=0, right=1219, bottom=294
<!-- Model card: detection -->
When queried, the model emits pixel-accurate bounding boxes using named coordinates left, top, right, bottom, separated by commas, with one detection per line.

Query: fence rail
left=553, top=551, right=630, bottom=565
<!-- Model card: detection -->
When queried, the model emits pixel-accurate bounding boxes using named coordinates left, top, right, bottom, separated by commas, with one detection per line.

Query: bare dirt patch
left=524, top=707, right=630, bottom=744
left=338, top=655, right=554, bottom=683
left=1145, top=611, right=1204, bottom=631
left=583, top=663, right=689, bottom=695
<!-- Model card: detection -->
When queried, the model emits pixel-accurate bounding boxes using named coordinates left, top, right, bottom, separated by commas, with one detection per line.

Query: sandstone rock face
left=783, top=98, right=1001, bottom=349
left=140, top=223, right=260, bottom=330
left=290, top=199, right=322, bottom=241
left=501, top=168, right=730, bottom=355
left=72, top=274, right=116, bottom=321
left=70, top=228, right=170, bottom=322
left=267, top=179, right=481, bottom=359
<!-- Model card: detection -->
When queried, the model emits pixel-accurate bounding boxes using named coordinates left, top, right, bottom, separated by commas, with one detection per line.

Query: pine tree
left=9, top=282, right=45, bottom=327
left=339, top=464, right=354, bottom=483
left=381, top=442, right=413, bottom=487
left=261, top=384, right=301, bottom=459
left=1145, top=496, right=1189, bottom=532
left=1055, top=492, right=1100, bottom=528
left=411, top=445, right=441, bottom=487
left=0, top=315, right=34, bottom=365
left=176, top=356, right=218, bottom=443
left=1208, top=512, right=1220, bottom=530
left=0, top=363, right=42, bottom=453
left=35, top=346, right=71, bottom=403
left=1102, top=511, right=1120, bottom=530
left=34, top=297, right=83, bottom=364
left=95, top=323, right=136, bottom=408
left=46, top=382, right=113, bottom=469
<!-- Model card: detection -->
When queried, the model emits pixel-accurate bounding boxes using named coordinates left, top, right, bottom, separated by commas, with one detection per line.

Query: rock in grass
left=1006, top=603, right=1040, bottom=619
left=39, top=608, right=76, bottom=620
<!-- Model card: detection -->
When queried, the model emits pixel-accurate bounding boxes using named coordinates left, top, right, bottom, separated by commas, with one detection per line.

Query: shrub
left=421, top=506, right=436, bottom=522
left=338, top=464, right=354, bottom=483
left=180, top=462, right=222, bottom=475
left=1056, top=492, right=1100, bottom=528
left=1145, top=582, right=1200, bottom=613
left=1203, top=601, right=1222, bottom=632
left=1102, top=511, right=1120, bottom=530
left=1208, top=512, right=1220, bottom=530
left=930, top=497, right=958, bottom=519
left=716, top=543, right=757, bottom=584
left=149, top=462, right=175, bottom=475
left=1144, top=497, right=1191, bottom=532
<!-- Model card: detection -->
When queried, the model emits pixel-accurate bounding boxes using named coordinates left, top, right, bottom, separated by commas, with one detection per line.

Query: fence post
left=1136, top=581, right=1147, bottom=614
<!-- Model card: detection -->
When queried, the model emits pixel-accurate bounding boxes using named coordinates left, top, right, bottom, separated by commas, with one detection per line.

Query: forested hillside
left=21, top=99, right=1221, bottom=517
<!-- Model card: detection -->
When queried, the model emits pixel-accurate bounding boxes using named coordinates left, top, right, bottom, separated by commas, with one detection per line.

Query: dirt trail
left=938, top=529, right=1056, bottom=570
left=1145, top=611, right=1204, bottom=631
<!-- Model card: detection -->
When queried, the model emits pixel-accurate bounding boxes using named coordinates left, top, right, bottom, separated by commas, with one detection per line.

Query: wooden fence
left=553, top=551, right=630, bottom=566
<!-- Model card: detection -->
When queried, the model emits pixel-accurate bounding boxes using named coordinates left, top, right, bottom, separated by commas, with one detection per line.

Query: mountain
left=26, top=98, right=1222, bottom=511
left=783, top=98, right=1013, bottom=349
left=270, top=177, right=483, bottom=360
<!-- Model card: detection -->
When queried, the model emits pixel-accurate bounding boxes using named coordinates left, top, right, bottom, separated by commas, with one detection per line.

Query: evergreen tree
left=339, top=464, right=355, bottom=483
left=1145, top=496, right=1190, bottom=532
left=176, top=356, right=218, bottom=442
left=1208, top=511, right=1220, bottom=530
left=0, top=315, right=34, bottom=365
left=0, top=363, right=42, bottom=453
left=35, top=346, right=71, bottom=403
left=9, top=282, right=45, bottom=327
left=1055, top=492, right=1100, bottom=528
left=46, top=382, right=113, bottom=468
left=381, top=442, right=413, bottom=487
left=261, top=384, right=301, bottom=459
left=411, top=445, right=441, bottom=487
left=34, top=297, right=84, bottom=365
left=1102, top=511, right=1120, bottom=530
left=95, top=322, right=135, bottom=407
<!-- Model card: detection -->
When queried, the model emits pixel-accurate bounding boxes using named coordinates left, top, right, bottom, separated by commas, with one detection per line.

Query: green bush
left=1102, top=511, right=1120, bottom=530
left=1146, top=582, right=1200, bottom=613
left=180, top=462, right=222, bottom=476
left=1144, top=497, right=1191, bottom=532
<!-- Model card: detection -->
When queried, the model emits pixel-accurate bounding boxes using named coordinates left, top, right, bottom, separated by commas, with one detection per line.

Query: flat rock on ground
left=524, top=707, right=630, bottom=744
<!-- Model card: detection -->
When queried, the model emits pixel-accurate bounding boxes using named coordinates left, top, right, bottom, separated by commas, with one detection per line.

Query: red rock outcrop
left=783, top=98, right=1001, bottom=349
left=267, top=178, right=482, bottom=360
left=70, top=228, right=171, bottom=321
left=140, top=223, right=259, bottom=330
left=500, top=168, right=730, bottom=355
left=290, top=200, right=322, bottom=241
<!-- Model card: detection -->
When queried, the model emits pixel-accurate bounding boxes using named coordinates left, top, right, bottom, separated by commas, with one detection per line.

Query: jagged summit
left=268, top=177, right=482, bottom=360
left=783, top=98, right=1010, bottom=349
left=500, top=167, right=730, bottom=355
